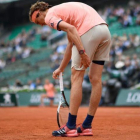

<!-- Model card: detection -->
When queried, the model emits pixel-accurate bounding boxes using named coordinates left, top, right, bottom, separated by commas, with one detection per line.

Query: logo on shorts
left=51, top=22, right=54, bottom=28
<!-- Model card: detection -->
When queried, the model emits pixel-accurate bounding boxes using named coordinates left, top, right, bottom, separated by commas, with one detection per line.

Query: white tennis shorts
left=71, top=24, right=111, bottom=70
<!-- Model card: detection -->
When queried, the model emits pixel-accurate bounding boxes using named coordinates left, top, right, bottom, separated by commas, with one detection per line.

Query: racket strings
left=59, top=106, right=69, bottom=126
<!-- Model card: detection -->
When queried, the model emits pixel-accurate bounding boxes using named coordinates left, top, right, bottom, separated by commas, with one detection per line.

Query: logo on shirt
left=51, top=22, right=54, bottom=28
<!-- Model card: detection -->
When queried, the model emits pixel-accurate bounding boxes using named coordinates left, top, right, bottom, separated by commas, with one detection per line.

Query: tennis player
left=29, top=1, right=111, bottom=137
left=40, top=79, right=55, bottom=107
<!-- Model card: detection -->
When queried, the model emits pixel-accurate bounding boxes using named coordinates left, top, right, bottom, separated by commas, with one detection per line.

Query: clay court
left=0, top=107, right=140, bottom=140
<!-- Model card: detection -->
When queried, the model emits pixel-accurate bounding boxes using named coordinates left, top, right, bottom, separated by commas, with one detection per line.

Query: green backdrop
left=115, top=89, right=140, bottom=106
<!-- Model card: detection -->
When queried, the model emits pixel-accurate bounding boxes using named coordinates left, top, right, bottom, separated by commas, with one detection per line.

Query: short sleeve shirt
left=44, top=83, right=55, bottom=97
left=45, top=2, right=107, bottom=36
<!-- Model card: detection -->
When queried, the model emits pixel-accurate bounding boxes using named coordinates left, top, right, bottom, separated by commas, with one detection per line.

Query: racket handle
left=59, top=72, right=64, bottom=91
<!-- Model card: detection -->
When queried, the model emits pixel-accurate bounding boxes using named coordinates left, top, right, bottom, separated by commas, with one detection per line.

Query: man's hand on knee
left=80, top=53, right=90, bottom=68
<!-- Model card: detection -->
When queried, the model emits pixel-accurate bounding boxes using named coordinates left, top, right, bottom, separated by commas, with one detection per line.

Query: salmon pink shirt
left=45, top=2, right=107, bottom=36
left=44, top=83, right=55, bottom=97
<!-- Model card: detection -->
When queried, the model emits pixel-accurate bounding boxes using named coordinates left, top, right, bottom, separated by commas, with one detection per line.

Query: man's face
left=45, top=80, right=50, bottom=84
left=35, top=12, right=46, bottom=26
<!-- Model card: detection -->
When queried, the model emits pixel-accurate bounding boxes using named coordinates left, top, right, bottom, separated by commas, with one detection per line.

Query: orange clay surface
left=0, top=107, right=140, bottom=140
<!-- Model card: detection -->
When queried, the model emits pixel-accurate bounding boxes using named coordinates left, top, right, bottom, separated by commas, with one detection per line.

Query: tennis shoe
left=52, top=125, right=78, bottom=137
left=77, top=124, right=93, bottom=136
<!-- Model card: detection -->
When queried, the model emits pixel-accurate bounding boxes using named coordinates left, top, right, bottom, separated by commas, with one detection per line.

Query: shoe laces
left=56, top=124, right=66, bottom=131
left=57, top=123, right=82, bottom=131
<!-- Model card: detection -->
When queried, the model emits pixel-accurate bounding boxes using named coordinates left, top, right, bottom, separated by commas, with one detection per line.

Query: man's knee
left=89, top=74, right=102, bottom=85
left=71, top=68, right=85, bottom=83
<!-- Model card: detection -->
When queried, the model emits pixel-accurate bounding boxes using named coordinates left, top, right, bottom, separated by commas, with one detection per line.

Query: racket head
left=57, top=73, right=69, bottom=128
left=57, top=101, right=69, bottom=128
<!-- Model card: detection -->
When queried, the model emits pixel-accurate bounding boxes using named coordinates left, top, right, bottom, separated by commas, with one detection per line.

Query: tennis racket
left=57, top=72, right=69, bottom=128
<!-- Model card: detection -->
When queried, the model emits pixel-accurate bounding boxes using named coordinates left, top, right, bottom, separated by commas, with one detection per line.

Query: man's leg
left=66, top=67, right=85, bottom=129
left=49, top=99, right=54, bottom=107
left=70, top=67, right=85, bottom=114
left=52, top=67, right=85, bottom=137
left=88, top=62, right=104, bottom=116
left=40, top=94, right=48, bottom=106
left=82, top=62, right=104, bottom=128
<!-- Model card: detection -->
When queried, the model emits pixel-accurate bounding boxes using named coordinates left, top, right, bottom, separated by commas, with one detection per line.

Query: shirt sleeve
left=45, top=12, right=63, bottom=31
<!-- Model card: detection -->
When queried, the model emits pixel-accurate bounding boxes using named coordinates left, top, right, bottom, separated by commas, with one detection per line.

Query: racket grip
left=59, top=72, right=64, bottom=91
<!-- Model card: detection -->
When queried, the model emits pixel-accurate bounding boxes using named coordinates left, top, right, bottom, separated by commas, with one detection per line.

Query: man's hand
left=80, top=53, right=90, bottom=68
left=52, top=68, right=62, bottom=79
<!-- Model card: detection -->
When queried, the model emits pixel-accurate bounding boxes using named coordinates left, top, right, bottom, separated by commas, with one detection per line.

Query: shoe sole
left=78, top=133, right=93, bottom=136
left=63, top=133, right=79, bottom=137
left=53, top=133, right=78, bottom=137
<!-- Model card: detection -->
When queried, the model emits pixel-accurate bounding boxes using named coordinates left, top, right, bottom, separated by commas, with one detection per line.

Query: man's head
left=36, top=78, right=41, bottom=84
left=45, top=79, right=50, bottom=85
left=29, top=1, right=51, bottom=26
left=28, top=80, right=32, bottom=85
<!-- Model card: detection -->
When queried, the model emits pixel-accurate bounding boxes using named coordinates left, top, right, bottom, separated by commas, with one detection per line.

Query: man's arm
left=58, top=21, right=90, bottom=68
left=52, top=85, right=56, bottom=93
left=58, top=21, right=83, bottom=51
left=52, top=40, right=72, bottom=79
left=52, top=36, right=73, bottom=79
left=59, top=38, right=73, bottom=71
